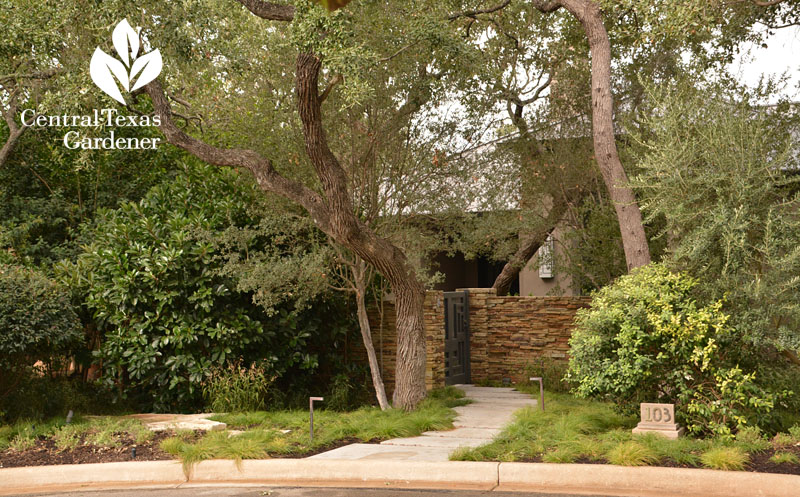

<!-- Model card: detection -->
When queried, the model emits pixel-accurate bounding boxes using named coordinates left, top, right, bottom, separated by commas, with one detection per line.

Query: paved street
left=23, top=486, right=617, bottom=497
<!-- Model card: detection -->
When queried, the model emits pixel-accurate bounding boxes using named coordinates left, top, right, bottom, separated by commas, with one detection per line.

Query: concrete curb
left=0, top=460, right=185, bottom=495
left=190, top=459, right=498, bottom=489
left=2, top=459, right=799, bottom=496
left=498, top=463, right=800, bottom=497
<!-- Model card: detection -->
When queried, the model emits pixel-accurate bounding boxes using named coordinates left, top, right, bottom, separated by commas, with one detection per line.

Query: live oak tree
left=446, top=1, right=597, bottom=295
left=525, top=0, right=800, bottom=272
left=0, top=3, right=67, bottom=168
left=134, top=0, right=477, bottom=410
left=2, top=0, right=477, bottom=410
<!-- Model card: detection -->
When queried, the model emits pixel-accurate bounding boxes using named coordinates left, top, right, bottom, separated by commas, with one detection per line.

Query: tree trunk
left=391, top=280, right=427, bottom=409
left=492, top=196, right=569, bottom=296
left=532, top=0, right=651, bottom=271
left=144, top=51, right=429, bottom=410
left=0, top=126, right=23, bottom=167
left=0, top=102, right=24, bottom=168
left=353, top=258, right=391, bottom=410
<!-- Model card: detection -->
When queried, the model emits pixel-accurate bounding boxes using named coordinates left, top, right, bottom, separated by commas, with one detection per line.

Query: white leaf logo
left=130, top=49, right=162, bottom=92
left=90, top=19, right=163, bottom=105
left=113, top=19, right=139, bottom=67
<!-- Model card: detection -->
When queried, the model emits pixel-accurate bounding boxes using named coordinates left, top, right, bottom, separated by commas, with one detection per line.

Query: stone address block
left=632, top=403, right=684, bottom=439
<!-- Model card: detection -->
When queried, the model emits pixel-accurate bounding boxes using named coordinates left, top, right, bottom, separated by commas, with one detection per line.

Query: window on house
left=539, top=234, right=554, bottom=279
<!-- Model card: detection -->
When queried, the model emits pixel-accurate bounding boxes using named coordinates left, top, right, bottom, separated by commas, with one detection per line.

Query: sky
left=731, top=24, right=800, bottom=102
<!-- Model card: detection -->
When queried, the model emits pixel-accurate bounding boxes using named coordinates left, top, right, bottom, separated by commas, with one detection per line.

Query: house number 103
left=643, top=406, right=672, bottom=423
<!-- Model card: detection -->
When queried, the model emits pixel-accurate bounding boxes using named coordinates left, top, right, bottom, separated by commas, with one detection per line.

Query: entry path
left=309, top=385, right=536, bottom=462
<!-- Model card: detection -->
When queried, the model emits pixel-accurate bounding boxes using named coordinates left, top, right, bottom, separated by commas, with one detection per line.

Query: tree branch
left=319, top=74, right=343, bottom=103
left=0, top=67, right=63, bottom=85
left=0, top=87, right=25, bottom=168
left=529, top=0, right=563, bottom=13
left=234, top=0, right=295, bottom=21
left=143, top=78, right=332, bottom=231
left=448, top=0, right=512, bottom=20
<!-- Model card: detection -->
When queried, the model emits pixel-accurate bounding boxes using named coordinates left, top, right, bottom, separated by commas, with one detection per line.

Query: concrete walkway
left=112, top=413, right=227, bottom=432
left=309, top=385, right=537, bottom=462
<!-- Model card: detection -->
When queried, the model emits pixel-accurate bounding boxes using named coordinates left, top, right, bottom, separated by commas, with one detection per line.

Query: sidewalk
left=309, top=384, right=536, bottom=461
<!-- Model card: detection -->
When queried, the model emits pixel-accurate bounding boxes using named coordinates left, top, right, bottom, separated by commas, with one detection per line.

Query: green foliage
left=770, top=452, right=800, bottom=465
left=203, top=361, right=276, bottom=413
left=451, top=392, right=635, bottom=463
left=84, top=417, right=152, bottom=447
left=0, top=264, right=83, bottom=408
left=425, top=385, right=470, bottom=408
left=169, top=387, right=462, bottom=473
left=69, top=163, right=327, bottom=411
left=524, top=358, right=570, bottom=394
left=734, top=426, right=771, bottom=452
left=450, top=391, right=800, bottom=471
left=53, top=424, right=85, bottom=451
left=700, top=446, right=749, bottom=471
left=1, top=375, right=120, bottom=422
left=323, top=372, right=360, bottom=412
left=630, top=81, right=800, bottom=356
left=567, top=263, right=782, bottom=437
left=606, top=441, right=658, bottom=466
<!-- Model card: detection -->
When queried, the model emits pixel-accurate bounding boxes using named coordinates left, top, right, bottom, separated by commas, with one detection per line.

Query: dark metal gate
left=444, top=290, right=470, bottom=385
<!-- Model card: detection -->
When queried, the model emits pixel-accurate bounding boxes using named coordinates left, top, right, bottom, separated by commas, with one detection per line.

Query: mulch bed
left=0, top=432, right=381, bottom=467
left=0, top=431, right=176, bottom=468
left=516, top=445, right=800, bottom=475
left=748, top=445, right=800, bottom=475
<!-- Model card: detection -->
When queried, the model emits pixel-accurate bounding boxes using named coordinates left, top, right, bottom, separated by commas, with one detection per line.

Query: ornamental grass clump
left=203, top=361, right=276, bottom=413
left=606, top=441, right=658, bottom=467
left=700, top=446, right=748, bottom=471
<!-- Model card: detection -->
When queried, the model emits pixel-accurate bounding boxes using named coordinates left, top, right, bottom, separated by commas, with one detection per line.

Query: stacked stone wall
left=462, top=288, right=590, bottom=382
left=359, top=291, right=445, bottom=397
left=356, top=288, right=588, bottom=395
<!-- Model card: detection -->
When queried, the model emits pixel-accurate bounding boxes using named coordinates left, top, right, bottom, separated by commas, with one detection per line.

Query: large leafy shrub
left=567, top=264, right=783, bottom=437
left=0, top=264, right=83, bottom=410
left=69, top=163, right=328, bottom=411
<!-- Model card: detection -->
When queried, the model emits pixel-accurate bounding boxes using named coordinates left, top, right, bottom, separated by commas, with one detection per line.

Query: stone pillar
left=423, top=291, right=445, bottom=390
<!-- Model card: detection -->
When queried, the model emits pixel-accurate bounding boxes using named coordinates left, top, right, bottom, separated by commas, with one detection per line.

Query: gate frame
left=443, top=289, right=470, bottom=385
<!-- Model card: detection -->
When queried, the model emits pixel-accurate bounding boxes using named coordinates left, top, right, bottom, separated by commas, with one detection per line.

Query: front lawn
left=451, top=388, right=800, bottom=475
left=0, top=386, right=468, bottom=470
left=161, top=387, right=467, bottom=472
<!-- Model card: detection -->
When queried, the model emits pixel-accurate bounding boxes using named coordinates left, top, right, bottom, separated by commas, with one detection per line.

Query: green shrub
left=629, top=83, right=800, bottom=426
left=1, top=375, right=122, bottom=422
left=0, top=265, right=83, bottom=413
left=324, top=372, right=360, bottom=411
left=69, top=163, right=329, bottom=411
left=630, top=82, right=800, bottom=359
left=524, top=358, right=570, bottom=393
left=567, top=263, right=781, bottom=437
left=203, top=361, right=275, bottom=412
left=735, top=426, right=770, bottom=452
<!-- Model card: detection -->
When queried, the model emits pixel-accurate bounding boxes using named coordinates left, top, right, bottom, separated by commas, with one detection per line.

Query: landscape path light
left=529, top=377, right=544, bottom=411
